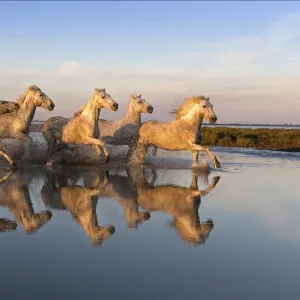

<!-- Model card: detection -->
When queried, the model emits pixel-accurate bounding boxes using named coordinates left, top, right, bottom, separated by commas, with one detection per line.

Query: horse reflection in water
left=100, top=166, right=220, bottom=245
left=98, top=170, right=151, bottom=228
left=0, top=217, right=17, bottom=232
left=41, top=167, right=115, bottom=245
left=0, top=169, right=52, bottom=233
left=127, top=168, right=220, bottom=245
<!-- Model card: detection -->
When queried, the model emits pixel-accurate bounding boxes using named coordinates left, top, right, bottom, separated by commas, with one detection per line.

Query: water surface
left=0, top=148, right=299, bottom=299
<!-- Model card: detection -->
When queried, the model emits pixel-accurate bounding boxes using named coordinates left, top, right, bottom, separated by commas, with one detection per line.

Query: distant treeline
left=30, top=124, right=300, bottom=152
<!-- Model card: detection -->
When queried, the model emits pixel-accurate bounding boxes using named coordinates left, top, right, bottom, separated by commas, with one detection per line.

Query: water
left=0, top=147, right=300, bottom=299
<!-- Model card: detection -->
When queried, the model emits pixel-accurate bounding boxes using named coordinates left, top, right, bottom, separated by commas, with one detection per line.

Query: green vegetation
left=30, top=123, right=300, bottom=152
left=201, top=127, right=300, bottom=151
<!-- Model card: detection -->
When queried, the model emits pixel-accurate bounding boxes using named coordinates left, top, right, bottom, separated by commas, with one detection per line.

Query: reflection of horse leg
left=199, top=176, right=220, bottom=196
left=149, top=167, right=157, bottom=186
left=190, top=175, right=199, bottom=190
left=0, top=168, right=15, bottom=184
left=0, top=148, right=16, bottom=169
left=192, top=151, right=199, bottom=167
left=189, top=144, right=220, bottom=168
left=150, top=146, right=158, bottom=156
left=84, top=138, right=109, bottom=163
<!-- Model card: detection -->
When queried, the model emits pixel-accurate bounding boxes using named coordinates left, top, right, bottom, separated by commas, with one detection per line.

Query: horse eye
left=203, top=105, right=206, bottom=108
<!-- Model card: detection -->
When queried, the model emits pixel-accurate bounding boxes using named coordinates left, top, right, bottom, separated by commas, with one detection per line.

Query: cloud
left=287, top=55, right=300, bottom=60
left=186, top=13, right=300, bottom=76
left=1, top=13, right=300, bottom=123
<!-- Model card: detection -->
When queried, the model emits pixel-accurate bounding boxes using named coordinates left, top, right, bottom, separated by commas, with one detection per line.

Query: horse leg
left=83, top=138, right=109, bottom=163
left=0, top=148, right=16, bottom=169
left=189, top=144, right=220, bottom=168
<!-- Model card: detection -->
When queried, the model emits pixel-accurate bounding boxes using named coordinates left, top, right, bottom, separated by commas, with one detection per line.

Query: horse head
left=197, top=96, right=217, bottom=124
left=22, top=85, right=55, bottom=111
left=130, top=94, right=153, bottom=114
left=93, top=88, right=118, bottom=111
left=172, top=216, right=214, bottom=245
left=172, top=95, right=217, bottom=124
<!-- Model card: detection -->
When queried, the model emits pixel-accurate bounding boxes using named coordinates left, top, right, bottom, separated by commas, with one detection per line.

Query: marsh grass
left=201, top=127, right=300, bottom=151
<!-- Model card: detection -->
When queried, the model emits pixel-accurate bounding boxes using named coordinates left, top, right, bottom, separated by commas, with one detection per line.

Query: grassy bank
left=201, top=127, right=300, bottom=152
left=30, top=124, right=300, bottom=152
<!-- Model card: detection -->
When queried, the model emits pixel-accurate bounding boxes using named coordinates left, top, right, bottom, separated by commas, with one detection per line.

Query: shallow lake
left=0, top=147, right=300, bottom=299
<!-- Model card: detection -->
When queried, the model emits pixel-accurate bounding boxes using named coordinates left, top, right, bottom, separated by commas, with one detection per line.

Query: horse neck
left=81, top=99, right=101, bottom=124
left=123, top=102, right=141, bottom=123
left=18, top=101, right=37, bottom=128
left=180, top=109, right=204, bottom=129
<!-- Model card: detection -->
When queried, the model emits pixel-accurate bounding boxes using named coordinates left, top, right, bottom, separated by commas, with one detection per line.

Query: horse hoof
left=212, top=176, right=221, bottom=185
left=105, top=155, right=110, bottom=163
left=214, top=159, right=221, bottom=168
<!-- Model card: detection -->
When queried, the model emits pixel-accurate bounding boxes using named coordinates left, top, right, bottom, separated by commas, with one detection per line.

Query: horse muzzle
left=147, top=106, right=153, bottom=113
left=48, top=103, right=55, bottom=111
left=112, top=102, right=118, bottom=111
left=209, top=116, right=217, bottom=124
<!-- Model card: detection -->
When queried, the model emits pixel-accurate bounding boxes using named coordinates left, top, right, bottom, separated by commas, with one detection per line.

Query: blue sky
left=1, top=1, right=300, bottom=123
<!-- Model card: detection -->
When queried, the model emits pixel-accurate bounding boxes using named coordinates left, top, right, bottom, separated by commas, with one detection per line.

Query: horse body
left=128, top=96, right=220, bottom=168
left=0, top=85, right=55, bottom=167
left=42, top=88, right=118, bottom=164
left=0, top=100, right=19, bottom=115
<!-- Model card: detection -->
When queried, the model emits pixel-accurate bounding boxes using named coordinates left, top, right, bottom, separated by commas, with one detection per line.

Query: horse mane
left=73, top=105, right=86, bottom=117
left=73, top=88, right=108, bottom=117
left=16, top=85, right=41, bottom=106
left=170, top=95, right=208, bottom=120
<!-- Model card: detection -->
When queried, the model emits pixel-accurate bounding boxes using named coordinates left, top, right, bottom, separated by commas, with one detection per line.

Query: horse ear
left=138, top=94, right=141, bottom=98
left=28, top=85, right=40, bottom=91
left=206, top=97, right=210, bottom=101
left=95, top=88, right=105, bottom=93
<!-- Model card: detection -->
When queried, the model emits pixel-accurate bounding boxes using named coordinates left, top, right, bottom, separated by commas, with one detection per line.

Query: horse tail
left=42, top=117, right=59, bottom=153
left=126, top=124, right=141, bottom=162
